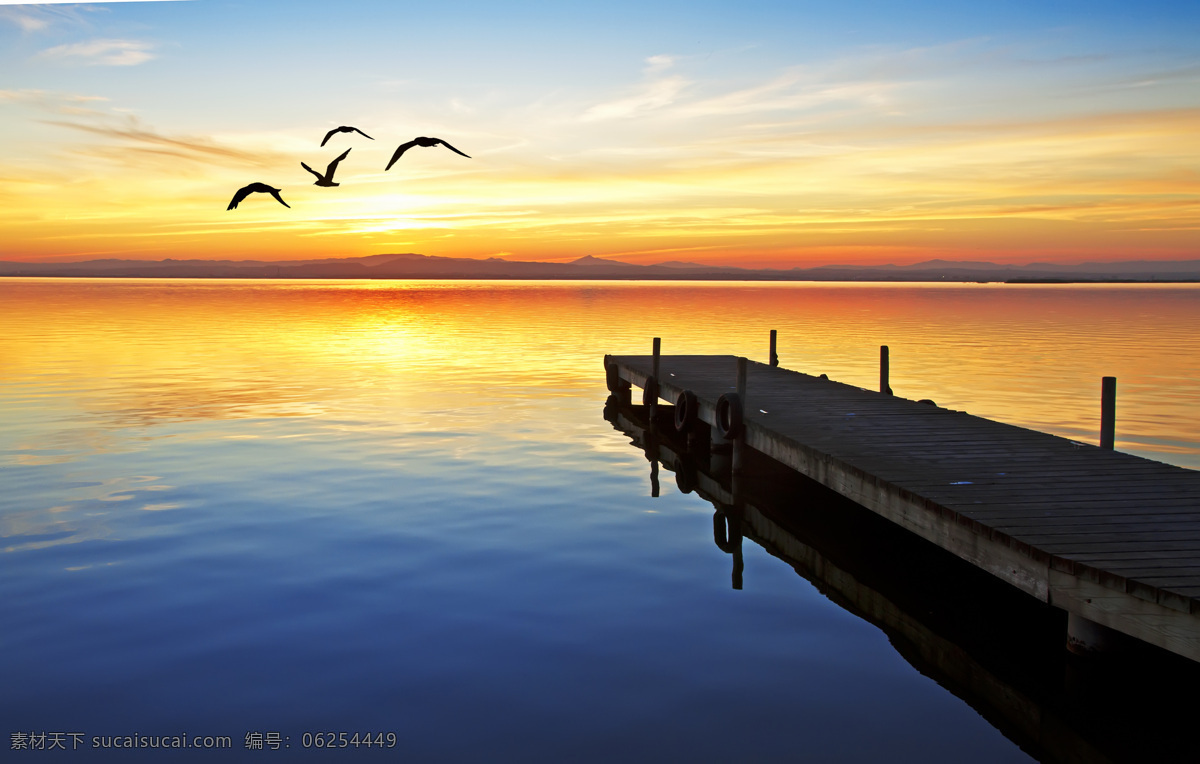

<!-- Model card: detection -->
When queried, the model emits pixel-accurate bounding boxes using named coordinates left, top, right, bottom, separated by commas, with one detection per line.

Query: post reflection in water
left=605, top=394, right=1200, bottom=764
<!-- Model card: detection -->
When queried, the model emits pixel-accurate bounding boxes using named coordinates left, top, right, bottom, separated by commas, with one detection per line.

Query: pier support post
left=711, top=383, right=731, bottom=459
left=880, top=345, right=892, bottom=395
left=649, top=337, right=661, bottom=419
left=1100, top=376, right=1116, bottom=450
left=733, top=357, right=747, bottom=473
left=1067, top=613, right=1122, bottom=657
left=769, top=330, right=778, bottom=367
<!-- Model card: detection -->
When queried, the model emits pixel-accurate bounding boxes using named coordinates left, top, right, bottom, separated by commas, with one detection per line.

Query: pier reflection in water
left=604, top=395, right=1200, bottom=764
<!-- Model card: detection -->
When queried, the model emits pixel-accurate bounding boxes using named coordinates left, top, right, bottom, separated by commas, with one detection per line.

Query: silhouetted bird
left=301, top=148, right=352, bottom=187
left=385, top=137, right=471, bottom=171
left=320, top=125, right=373, bottom=147
left=227, top=183, right=290, bottom=210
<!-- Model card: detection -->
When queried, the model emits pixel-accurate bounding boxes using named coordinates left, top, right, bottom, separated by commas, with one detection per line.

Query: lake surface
left=3, top=278, right=1199, bottom=762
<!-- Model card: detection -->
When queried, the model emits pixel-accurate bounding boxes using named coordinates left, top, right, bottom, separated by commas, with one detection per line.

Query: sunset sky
left=1, top=0, right=1197, bottom=267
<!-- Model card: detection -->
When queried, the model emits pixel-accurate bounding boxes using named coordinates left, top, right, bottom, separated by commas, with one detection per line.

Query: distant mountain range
left=2, top=253, right=1199, bottom=282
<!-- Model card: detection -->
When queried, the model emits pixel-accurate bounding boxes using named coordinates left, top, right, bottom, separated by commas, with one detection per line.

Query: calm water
left=3, top=278, right=1199, bottom=762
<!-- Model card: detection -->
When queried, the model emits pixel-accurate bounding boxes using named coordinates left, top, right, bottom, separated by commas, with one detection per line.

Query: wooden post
left=769, top=329, right=778, bottom=367
left=880, top=345, right=891, bottom=395
left=734, top=357, right=747, bottom=473
left=1067, top=612, right=1121, bottom=657
left=1101, top=376, right=1116, bottom=450
left=650, top=337, right=661, bottom=418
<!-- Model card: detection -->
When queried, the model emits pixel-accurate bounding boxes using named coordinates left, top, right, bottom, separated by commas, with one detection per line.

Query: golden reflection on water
left=2, top=278, right=1199, bottom=468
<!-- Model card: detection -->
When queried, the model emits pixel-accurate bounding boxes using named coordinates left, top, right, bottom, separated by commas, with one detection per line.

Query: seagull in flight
left=301, top=148, right=352, bottom=187
left=320, top=125, right=373, bottom=147
left=385, top=137, right=471, bottom=171
left=227, top=183, right=290, bottom=210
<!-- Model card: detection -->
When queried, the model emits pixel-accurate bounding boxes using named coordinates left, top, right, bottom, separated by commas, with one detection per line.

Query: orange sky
left=1, top=2, right=1197, bottom=267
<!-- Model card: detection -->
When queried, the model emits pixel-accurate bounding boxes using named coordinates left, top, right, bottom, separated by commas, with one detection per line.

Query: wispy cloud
left=581, top=55, right=690, bottom=121
left=0, top=88, right=111, bottom=119
left=0, top=4, right=94, bottom=32
left=1, top=2, right=185, bottom=34
left=643, top=54, right=675, bottom=75
left=2, top=88, right=288, bottom=170
left=43, top=115, right=286, bottom=168
left=38, top=38, right=156, bottom=66
left=0, top=8, right=52, bottom=32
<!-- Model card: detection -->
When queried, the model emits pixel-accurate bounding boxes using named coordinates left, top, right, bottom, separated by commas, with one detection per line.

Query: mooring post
left=649, top=337, right=661, bottom=419
left=880, top=345, right=892, bottom=395
left=769, top=329, right=778, bottom=367
left=1101, top=376, right=1116, bottom=450
left=733, top=357, right=747, bottom=473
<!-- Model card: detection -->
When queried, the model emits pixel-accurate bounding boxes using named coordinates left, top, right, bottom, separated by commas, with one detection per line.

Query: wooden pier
left=604, top=350, right=1200, bottom=661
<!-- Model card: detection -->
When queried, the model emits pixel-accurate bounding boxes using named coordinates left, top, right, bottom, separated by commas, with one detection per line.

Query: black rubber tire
left=716, top=392, right=743, bottom=439
left=674, top=389, right=697, bottom=432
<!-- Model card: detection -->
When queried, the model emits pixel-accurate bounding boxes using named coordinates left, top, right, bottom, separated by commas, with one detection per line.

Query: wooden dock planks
left=606, top=353, right=1200, bottom=660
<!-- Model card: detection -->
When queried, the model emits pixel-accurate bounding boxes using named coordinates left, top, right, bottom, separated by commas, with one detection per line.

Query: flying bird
left=320, top=125, right=373, bottom=147
left=227, top=183, right=290, bottom=210
left=301, top=148, right=352, bottom=187
left=385, top=136, right=471, bottom=171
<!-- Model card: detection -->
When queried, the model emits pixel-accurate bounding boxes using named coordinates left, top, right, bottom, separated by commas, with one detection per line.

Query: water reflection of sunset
left=3, top=279, right=1198, bottom=468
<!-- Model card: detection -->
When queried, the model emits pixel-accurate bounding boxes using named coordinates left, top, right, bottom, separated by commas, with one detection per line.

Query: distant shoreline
left=3, top=253, right=1199, bottom=283
left=3, top=273, right=1199, bottom=284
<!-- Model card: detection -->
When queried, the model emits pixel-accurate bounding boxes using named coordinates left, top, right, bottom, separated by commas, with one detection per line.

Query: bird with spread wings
left=301, top=148, right=352, bottom=187
left=320, top=125, right=373, bottom=147
left=385, top=136, right=471, bottom=171
left=227, top=183, right=290, bottom=210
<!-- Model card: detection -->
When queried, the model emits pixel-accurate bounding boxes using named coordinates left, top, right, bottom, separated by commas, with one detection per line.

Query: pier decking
left=604, top=353, right=1200, bottom=661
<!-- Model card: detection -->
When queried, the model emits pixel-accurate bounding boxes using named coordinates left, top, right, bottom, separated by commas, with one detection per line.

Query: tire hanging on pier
left=716, top=392, right=743, bottom=439
left=642, top=376, right=659, bottom=407
left=605, top=358, right=620, bottom=392
left=674, top=389, right=697, bottom=433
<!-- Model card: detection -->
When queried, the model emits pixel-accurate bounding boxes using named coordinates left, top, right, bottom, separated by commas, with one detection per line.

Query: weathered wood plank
left=962, top=505, right=1200, bottom=519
